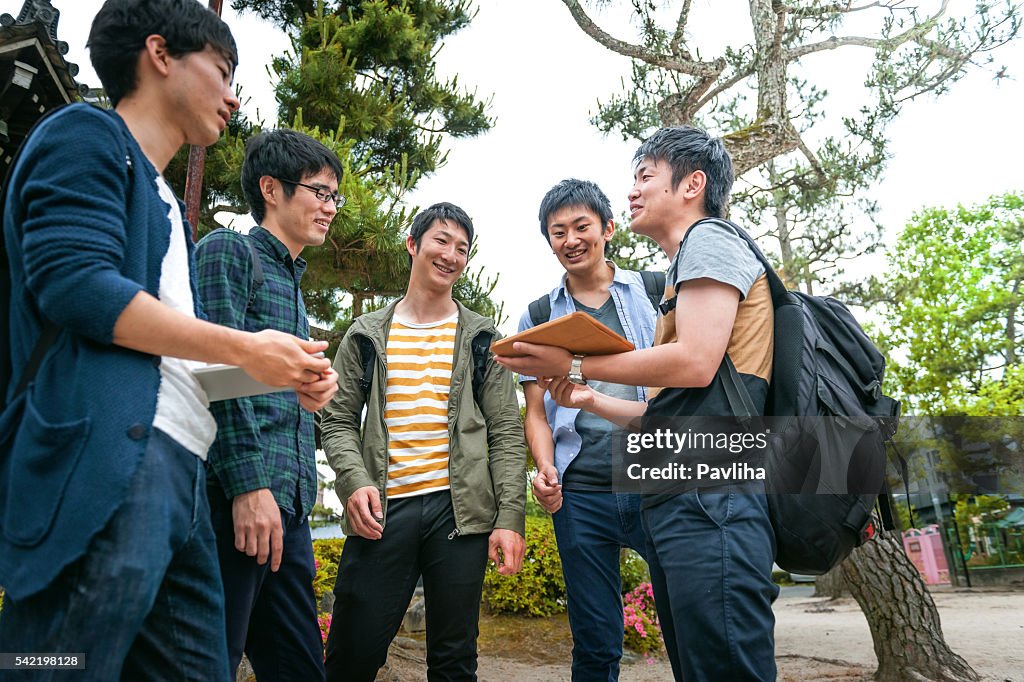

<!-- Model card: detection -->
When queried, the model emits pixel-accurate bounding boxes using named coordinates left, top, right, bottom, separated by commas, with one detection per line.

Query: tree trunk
left=813, top=564, right=848, bottom=598
left=841, top=532, right=979, bottom=682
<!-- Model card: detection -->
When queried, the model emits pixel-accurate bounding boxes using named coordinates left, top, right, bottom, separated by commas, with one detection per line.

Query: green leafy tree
left=171, top=0, right=502, bottom=338
left=883, top=192, right=1024, bottom=415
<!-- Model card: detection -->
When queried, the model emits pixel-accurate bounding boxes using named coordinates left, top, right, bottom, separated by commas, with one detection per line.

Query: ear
left=259, top=176, right=279, bottom=207
left=406, top=234, right=417, bottom=258
left=141, top=35, right=171, bottom=77
left=602, top=219, right=615, bottom=241
left=680, top=170, right=707, bottom=201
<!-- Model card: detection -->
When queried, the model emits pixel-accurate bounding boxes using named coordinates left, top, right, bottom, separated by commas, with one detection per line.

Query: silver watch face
left=567, top=374, right=587, bottom=386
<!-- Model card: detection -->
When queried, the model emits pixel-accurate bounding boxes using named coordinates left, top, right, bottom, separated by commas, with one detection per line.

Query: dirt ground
left=374, top=587, right=1024, bottom=682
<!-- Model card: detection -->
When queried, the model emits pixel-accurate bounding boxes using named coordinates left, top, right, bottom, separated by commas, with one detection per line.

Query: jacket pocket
left=2, top=390, right=90, bottom=547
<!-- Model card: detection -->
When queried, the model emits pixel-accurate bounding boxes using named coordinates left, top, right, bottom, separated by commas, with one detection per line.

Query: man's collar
left=555, top=260, right=623, bottom=299
left=250, top=226, right=306, bottom=269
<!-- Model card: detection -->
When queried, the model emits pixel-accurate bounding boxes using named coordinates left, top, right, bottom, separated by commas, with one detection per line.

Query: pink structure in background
left=903, top=525, right=951, bottom=585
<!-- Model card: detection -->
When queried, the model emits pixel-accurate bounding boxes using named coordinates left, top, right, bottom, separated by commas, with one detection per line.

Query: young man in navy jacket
left=0, top=1, right=334, bottom=679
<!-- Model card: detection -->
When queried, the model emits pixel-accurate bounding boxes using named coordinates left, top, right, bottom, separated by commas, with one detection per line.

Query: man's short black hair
left=88, top=0, right=238, bottom=107
left=538, top=178, right=614, bottom=256
left=241, top=129, right=343, bottom=224
left=633, top=126, right=734, bottom=218
left=408, top=202, right=474, bottom=265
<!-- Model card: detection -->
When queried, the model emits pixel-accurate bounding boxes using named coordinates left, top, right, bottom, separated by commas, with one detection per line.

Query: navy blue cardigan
left=0, top=104, right=205, bottom=599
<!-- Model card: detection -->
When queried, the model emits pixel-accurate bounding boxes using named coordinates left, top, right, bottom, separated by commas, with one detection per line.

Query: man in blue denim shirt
left=497, top=130, right=778, bottom=682
left=519, top=179, right=659, bottom=680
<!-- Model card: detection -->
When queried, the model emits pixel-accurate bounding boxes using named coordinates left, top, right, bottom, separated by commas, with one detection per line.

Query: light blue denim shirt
left=517, top=263, right=659, bottom=480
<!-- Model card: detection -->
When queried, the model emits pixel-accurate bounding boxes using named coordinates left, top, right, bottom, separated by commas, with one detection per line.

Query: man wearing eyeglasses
left=195, top=128, right=344, bottom=680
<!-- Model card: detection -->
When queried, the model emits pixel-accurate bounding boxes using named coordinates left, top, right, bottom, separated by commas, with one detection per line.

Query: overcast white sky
left=7, top=0, right=1023, bottom=335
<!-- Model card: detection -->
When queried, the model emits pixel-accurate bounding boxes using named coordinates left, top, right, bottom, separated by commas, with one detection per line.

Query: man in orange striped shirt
left=321, top=203, right=527, bottom=681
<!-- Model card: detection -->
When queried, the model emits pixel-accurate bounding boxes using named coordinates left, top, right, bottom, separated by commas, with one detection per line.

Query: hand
left=532, top=464, right=562, bottom=513
left=492, top=342, right=573, bottom=379
left=242, top=331, right=330, bottom=388
left=540, top=376, right=597, bottom=411
left=345, top=486, right=383, bottom=540
left=297, top=367, right=338, bottom=412
left=488, top=528, right=525, bottom=576
left=232, top=488, right=283, bottom=571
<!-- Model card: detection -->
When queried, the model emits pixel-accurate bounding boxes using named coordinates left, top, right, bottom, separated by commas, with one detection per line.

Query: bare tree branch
left=670, top=0, right=694, bottom=57
left=786, top=0, right=954, bottom=60
left=559, top=0, right=723, bottom=77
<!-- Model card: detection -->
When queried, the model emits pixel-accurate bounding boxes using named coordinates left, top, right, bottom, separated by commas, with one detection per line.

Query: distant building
left=0, top=0, right=90, bottom=182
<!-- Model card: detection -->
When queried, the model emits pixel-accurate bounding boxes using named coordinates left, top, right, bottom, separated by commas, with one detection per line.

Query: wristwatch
left=568, top=354, right=587, bottom=385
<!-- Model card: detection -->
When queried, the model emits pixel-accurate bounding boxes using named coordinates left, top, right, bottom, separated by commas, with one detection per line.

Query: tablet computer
left=491, top=312, right=634, bottom=357
left=193, top=363, right=287, bottom=402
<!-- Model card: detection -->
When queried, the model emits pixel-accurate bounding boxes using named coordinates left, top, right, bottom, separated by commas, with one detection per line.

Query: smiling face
left=167, top=44, right=239, bottom=148
left=627, top=157, right=680, bottom=240
left=262, top=167, right=339, bottom=258
left=545, top=204, right=613, bottom=276
left=407, top=218, right=470, bottom=294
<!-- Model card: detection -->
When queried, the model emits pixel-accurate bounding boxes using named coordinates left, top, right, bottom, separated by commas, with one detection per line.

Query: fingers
left=346, top=487, right=383, bottom=540
left=532, top=469, right=562, bottom=513
left=300, top=338, right=329, bottom=355
left=270, top=522, right=283, bottom=572
left=232, top=489, right=282, bottom=569
left=297, top=368, right=339, bottom=411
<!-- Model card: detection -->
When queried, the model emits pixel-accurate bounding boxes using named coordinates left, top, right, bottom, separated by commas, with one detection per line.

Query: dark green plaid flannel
left=195, top=226, right=316, bottom=516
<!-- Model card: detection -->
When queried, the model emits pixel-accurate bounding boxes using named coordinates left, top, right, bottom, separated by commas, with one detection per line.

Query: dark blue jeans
left=0, top=428, right=229, bottom=682
left=642, top=485, right=779, bottom=682
left=551, top=491, right=649, bottom=681
left=323, top=491, right=489, bottom=682
left=208, top=487, right=325, bottom=681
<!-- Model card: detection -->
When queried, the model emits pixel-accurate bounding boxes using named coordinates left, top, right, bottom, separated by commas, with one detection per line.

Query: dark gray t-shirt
left=565, top=296, right=637, bottom=491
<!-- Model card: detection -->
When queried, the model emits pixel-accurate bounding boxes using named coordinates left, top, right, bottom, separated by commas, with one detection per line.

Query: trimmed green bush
left=313, top=538, right=346, bottom=605
left=483, top=516, right=565, bottom=616
left=619, top=549, right=650, bottom=594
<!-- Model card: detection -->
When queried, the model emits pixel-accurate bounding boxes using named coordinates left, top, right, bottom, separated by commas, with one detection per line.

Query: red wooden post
left=184, top=0, right=225, bottom=239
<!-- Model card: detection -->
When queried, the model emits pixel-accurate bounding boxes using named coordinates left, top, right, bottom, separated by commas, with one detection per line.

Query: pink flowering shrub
left=622, top=582, right=662, bottom=655
left=317, top=612, right=332, bottom=646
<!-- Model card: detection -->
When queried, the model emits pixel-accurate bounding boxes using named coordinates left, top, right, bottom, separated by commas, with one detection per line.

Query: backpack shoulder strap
left=691, top=217, right=789, bottom=305
left=528, top=294, right=551, bottom=328
left=242, top=234, right=265, bottom=310
left=356, top=334, right=376, bottom=399
left=639, top=270, right=666, bottom=311
left=470, top=331, right=493, bottom=398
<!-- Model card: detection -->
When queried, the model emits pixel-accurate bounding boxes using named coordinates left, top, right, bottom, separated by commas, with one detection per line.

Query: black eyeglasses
left=276, top=178, right=346, bottom=209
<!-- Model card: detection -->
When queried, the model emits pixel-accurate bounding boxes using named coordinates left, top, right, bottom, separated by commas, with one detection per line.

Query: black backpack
left=527, top=270, right=665, bottom=327
left=354, top=329, right=493, bottom=403
left=684, top=218, right=901, bottom=575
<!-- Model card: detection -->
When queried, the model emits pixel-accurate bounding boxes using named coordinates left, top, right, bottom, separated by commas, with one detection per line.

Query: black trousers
left=324, top=491, right=489, bottom=682
left=208, top=487, right=325, bottom=682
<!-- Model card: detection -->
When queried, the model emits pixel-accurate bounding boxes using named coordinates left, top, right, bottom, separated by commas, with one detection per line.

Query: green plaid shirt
left=195, top=226, right=316, bottom=516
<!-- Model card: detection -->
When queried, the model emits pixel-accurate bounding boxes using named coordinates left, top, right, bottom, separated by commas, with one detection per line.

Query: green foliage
left=619, top=548, right=650, bottom=594
left=880, top=192, right=1024, bottom=414
left=483, top=516, right=565, bottom=617
left=184, top=1, right=503, bottom=329
left=313, top=537, right=346, bottom=605
left=606, top=223, right=665, bottom=273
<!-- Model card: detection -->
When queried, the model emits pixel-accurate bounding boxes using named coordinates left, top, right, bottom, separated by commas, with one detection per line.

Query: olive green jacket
left=321, top=299, right=526, bottom=537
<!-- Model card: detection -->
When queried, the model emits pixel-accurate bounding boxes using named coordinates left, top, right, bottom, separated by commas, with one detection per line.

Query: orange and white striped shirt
left=384, top=314, right=457, bottom=498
